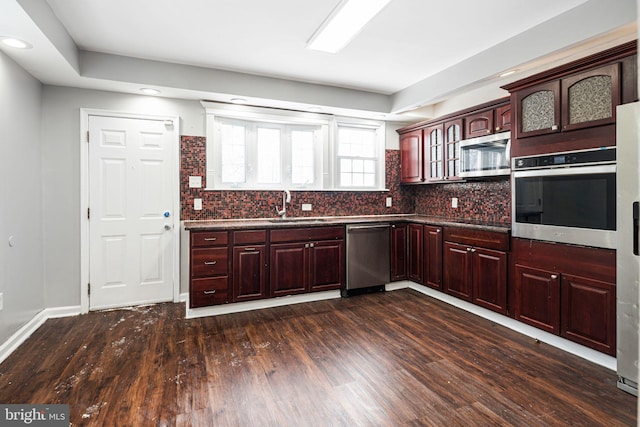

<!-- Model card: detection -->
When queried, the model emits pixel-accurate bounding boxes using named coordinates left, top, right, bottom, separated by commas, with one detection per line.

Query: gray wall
left=0, top=51, right=45, bottom=343
left=41, top=87, right=206, bottom=307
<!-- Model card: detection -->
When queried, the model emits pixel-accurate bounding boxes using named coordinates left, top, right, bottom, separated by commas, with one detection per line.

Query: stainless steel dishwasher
left=344, top=223, right=390, bottom=296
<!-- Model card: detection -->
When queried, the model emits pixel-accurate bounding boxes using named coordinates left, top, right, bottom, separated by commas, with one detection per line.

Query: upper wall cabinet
left=504, top=40, right=636, bottom=157
left=514, top=64, right=620, bottom=139
left=397, top=98, right=509, bottom=184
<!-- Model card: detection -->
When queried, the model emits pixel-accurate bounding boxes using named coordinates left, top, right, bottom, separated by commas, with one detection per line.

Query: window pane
left=221, top=123, right=246, bottom=183
left=338, top=127, right=376, bottom=158
left=291, top=130, right=314, bottom=185
left=257, top=127, right=281, bottom=184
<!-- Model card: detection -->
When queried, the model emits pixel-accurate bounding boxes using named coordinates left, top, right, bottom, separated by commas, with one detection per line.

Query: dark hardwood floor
left=0, top=289, right=635, bottom=426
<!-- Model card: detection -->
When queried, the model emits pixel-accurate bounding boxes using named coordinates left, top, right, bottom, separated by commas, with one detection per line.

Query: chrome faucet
left=275, top=189, right=291, bottom=218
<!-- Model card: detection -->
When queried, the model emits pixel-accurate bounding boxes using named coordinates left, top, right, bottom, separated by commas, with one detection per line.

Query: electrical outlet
left=301, top=203, right=312, bottom=211
left=386, top=197, right=392, bottom=207
left=194, top=198, right=203, bottom=210
left=0, top=293, right=4, bottom=311
left=451, top=197, right=458, bottom=208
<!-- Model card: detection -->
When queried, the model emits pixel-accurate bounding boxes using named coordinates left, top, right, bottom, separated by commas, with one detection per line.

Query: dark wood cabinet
left=465, top=109, right=495, bottom=138
left=270, top=226, right=344, bottom=297
left=560, top=63, right=620, bottom=132
left=189, top=231, right=230, bottom=308
left=424, top=124, right=444, bottom=182
left=495, top=104, right=512, bottom=133
left=399, top=130, right=423, bottom=183
left=398, top=98, right=510, bottom=184
left=407, top=224, right=423, bottom=283
left=443, top=119, right=462, bottom=181
left=443, top=227, right=509, bottom=312
left=503, top=41, right=636, bottom=157
left=472, top=247, right=508, bottom=314
left=443, top=241, right=473, bottom=301
left=390, top=223, right=407, bottom=281
left=270, top=243, right=308, bottom=297
left=513, top=80, right=561, bottom=139
left=510, top=237, right=616, bottom=355
left=561, top=274, right=616, bottom=355
left=309, top=240, right=344, bottom=292
left=423, top=225, right=442, bottom=290
left=232, top=229, right=268, bottom=302
left=513, top=264, right=560, bottom=333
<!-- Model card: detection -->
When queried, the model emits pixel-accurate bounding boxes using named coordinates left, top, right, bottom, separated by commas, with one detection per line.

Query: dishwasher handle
left=347, top=224, right=390, bottom=232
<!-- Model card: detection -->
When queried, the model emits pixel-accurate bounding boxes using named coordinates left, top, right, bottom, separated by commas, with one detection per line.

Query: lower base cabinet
left=511, top=238, right=616, bottom=356
left=443, top=227, right=509, bottom=314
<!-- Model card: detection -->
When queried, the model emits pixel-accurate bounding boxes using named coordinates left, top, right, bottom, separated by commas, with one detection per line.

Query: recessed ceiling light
left=500, top=69, right=517, bottom=78
left=307, top=0, right=393, bottom=54
left=0, top=37, right=32, bottom=49
left=140, top=88, right=161, bottom=95
left=230, top=98, right=248, bottom=104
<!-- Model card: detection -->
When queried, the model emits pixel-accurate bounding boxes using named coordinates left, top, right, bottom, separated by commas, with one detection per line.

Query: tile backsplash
left=180, top=135, right=510, bottom=224
left=180, top=136, right=414, bottom=220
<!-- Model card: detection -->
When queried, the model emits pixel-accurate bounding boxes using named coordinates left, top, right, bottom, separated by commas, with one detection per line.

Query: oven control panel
left=514, top=147, right=616, bottom=170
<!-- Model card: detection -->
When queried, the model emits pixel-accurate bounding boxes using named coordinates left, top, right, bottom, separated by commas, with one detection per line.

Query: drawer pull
left=551, top=274, right=558, bottom=280
left=204, top=261, right=217, bottom=265
left=204, top=237, right=217, bottom=241
left=203, top=290, right=217, bottom=295
left=245, top=247, right=256, bottom=251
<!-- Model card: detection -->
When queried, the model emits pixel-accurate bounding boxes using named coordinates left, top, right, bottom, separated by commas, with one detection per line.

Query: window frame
left=203, top=102, right=385, bottom=191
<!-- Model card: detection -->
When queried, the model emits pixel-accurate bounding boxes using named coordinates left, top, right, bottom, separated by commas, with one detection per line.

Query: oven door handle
left=513, top=164, right=616, bottom=178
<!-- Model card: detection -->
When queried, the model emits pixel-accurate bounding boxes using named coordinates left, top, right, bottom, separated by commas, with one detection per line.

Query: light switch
left=452, top=197, right=458, bottom=208
left=194, top=198, right=203, bottom=210
left=189, top=176, right=202, bottom=188
left=386, top=197, right=392, bottom=207
left=302, top=203, right=312, bottom=211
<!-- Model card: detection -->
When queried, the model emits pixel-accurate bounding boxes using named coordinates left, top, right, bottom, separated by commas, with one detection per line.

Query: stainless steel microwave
left=459, top=131, right=511, bottom=178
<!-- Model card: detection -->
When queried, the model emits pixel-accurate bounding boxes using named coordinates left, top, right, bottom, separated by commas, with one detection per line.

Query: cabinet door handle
left=551, top=274, right=558, bottom=279
left=470, top=248, right=476, bottom=252
left=204, top=237, right=217, bottom=241
left=436, top=229, right=441, bottom=233
left=204, top=261, right=217, bottom=265
left=310, top=243, right=315, bottom=248
left=551, top=125, right=558, bottom=131
left=466, top=247, right=471, bottom=252
left=203, top=290, right=217, bottom=295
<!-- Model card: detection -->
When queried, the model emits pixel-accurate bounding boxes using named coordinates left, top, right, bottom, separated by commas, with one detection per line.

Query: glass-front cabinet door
left=515, top=81, right=561, bottom=139
left=444, top=119, right=462, bottom=181
left=561, top=63, right=620, bottom=132
left=424, top=124, right=443, bottom=181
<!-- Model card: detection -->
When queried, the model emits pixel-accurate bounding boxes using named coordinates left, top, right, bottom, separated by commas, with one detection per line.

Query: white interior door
left=88, top=115, right=175, bottom=310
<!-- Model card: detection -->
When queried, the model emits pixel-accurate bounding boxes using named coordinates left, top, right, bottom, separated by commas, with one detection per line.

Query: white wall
left=0, top=51, right=45, bottom=343
left=41, top=87, right=206, bottom=307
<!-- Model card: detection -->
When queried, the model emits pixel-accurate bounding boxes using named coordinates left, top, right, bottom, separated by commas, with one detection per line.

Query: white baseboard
left=186, top=290, right=341, bottom=319
left=179, top=292, right=188, bottom=303
left=391, top=281, right=616, bottom=371
left=0, top=306, right=81, bottom=365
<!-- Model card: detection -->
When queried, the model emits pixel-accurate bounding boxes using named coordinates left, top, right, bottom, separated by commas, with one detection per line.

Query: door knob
left=164, top=224, right=172, bottom=230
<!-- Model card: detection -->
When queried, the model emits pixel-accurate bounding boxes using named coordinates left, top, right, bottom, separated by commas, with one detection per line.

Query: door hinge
left=87, top=207, right=90, bottom=220
left=88, top=283, right=91, bottom=296
left=86, top=130, right=90, bottom=143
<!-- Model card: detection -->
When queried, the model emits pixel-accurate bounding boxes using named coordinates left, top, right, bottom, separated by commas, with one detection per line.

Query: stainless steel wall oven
left=511, top=147, right=616, bottom=249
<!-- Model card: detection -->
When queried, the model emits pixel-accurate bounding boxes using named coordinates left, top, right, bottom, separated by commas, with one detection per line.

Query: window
left=204, top=102, right=385, bottom=191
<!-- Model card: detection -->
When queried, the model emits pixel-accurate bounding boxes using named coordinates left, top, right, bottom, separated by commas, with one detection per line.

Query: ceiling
left=0, top=0, right=637, bottom=121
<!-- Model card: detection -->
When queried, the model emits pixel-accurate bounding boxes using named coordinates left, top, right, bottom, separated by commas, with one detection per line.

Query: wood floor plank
left=0, top=289, right=635, bottom=426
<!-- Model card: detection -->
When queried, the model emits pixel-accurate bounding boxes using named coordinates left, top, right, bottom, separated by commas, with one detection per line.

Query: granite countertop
left=183, top=214, right=510, bottom=233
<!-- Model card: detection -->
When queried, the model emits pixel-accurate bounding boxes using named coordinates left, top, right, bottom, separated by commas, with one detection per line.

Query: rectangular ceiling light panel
left=307, top=0, right=393, bottom=54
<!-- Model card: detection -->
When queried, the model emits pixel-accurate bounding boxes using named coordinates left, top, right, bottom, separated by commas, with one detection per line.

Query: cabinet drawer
left=190, top=277, right=229, bottom=307
left=270, top=226, right=344, bottom=243
left=443, top=227, right=509, bottom=251
left=191, top=231, right=229, bottom=247
left=233, top=229, right=267, bottom=245
left=191, top=248, right=229, bottom=277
